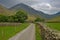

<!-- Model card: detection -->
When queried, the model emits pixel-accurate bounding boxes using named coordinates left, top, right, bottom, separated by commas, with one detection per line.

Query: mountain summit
left=9, top=3, right=60, bottom=19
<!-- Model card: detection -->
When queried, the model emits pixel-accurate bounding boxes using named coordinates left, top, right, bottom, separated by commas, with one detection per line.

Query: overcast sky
left=0, top=0, right=60, bottom=15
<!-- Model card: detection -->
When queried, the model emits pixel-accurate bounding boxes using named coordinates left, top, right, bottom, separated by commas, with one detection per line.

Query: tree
left=0, top=10, right=28, bottom=23
left=0, top=15, right=8, bottom=22
left=35, top=17, right=45, bottom=22
left=15, top=11, right=28, bottom=23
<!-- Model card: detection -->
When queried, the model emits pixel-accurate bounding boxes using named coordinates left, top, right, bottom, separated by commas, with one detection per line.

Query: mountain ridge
left=9, top=3, right=60, bottom=19
left=0, top=4, right=15, bottom=16
left=9, top=3, right=51, bottom=19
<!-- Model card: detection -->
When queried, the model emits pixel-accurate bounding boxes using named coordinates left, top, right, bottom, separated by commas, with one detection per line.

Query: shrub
left=15, top=11, right=28, bottom=23
left=0, top=11, right=28, bottom=23
left=0, top=15, right=8, bottom=22
left=35, top=17, right=45, bottom=22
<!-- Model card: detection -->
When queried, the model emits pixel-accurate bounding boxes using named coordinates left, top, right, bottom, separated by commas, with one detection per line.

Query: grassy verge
left=46, top=23, right=60, bottom=31
left=0, top=23, right=29, bottom=40
left=35, top=24, right=42, bottom=40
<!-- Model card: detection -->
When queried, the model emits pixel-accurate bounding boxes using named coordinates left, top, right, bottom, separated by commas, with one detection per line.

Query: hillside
left=0, top=4, right=37, bottom=22
left=0, top=3, right=60, bottom=22
left=47, top=16, right=60, bottom=22
left=9, top=3, right=60, bottom=20
left=27, top=15, right=36, bottom=22
left=46, top=12, right=60, bottom=22
left=9, top=3, right=51, bottom=19
left=0, top=5, right=15, bottom=16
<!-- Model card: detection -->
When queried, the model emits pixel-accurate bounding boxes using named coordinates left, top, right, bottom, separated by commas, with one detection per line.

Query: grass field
left=35, top=24, right=42, bottom=40
left=46, top=23, right=60, bottom=31
left=0, top=23, right=29, bottom=40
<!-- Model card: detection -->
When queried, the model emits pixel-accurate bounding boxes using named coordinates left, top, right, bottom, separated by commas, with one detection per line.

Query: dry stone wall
left=37, top=23, right=60, bottom=40
left=0, top=23, right=21, bottom=26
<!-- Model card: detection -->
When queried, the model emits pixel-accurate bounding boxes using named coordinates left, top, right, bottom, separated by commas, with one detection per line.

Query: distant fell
left=9, top=3, right=51, bottom=19
left=9, top=3, right=60, bottom=19
left=0, top=4, right=15, bottom=16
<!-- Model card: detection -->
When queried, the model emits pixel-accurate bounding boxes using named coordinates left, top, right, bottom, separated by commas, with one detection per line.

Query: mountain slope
left=9, top=3, right=51, bottom=19
left=47, top=16, right=60, bottom=22
left=9, top=3, right=60, bottom=20
left=47, top=12, right=60, bottom=22
left=0, top=4, right=15, bottom=16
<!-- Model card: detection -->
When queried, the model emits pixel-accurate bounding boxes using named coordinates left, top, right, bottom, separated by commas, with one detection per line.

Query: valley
left=0, top=3, right=60, bottom=40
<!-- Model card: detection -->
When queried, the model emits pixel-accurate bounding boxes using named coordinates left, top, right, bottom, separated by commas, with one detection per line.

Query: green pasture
left=35, top=24, right=42, bottom=40
left=46, top=23, right=60, bottom=31
left=0, top=23, right=29, bottom=40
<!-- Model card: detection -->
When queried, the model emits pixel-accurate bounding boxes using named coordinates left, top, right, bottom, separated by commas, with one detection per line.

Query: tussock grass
left=35, top=24, right=42, bottom=40
left=0, top=23, right=29, bottom=40
left=46, top=23, right=60, bottom=31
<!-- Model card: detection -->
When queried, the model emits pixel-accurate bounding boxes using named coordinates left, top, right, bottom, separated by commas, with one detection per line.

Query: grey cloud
left=0, top=0, right=51, bottom=8
left=0, top=0, right=21, bottom=8
left=0, top=0, right=60, bottom=15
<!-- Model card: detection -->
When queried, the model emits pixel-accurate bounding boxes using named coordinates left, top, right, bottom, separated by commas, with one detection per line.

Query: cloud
left=50, top=0, right=60, bottom=8
left=0, top=0, right=60, bottom=15
left=0, top=0, right=20, bottom=8
left=0, top=0, right=50, bottom=8
left=31, top=3, right=60, bottom=15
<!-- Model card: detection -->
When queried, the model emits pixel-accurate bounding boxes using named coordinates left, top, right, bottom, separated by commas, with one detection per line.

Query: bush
left=0, top=15, right=8, bottom=22
left=35, top=17, right=45, bottom=22
left=15, top=11, right=28, bottom=23
left=0, top=10, right=28, bottom=23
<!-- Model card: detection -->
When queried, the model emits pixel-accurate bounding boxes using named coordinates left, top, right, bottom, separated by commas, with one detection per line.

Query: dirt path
left=9, top=23, right=35, bottom=40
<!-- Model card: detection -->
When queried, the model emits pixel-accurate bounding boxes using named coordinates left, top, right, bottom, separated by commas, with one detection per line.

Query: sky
left=0, top=0, right=60, bottom=15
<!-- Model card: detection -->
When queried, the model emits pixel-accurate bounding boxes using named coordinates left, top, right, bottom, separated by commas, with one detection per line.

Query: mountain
left=52, top=12, right=60, bottom=17
left=0, top=4, right=15, bottom=16
left=47, top=16, right=60, bottom=22
left=9, top=3, right=60, bottom=19
left=9, top=3, right=51, bottom=19
left=47, top=12, right=60, bottom=22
